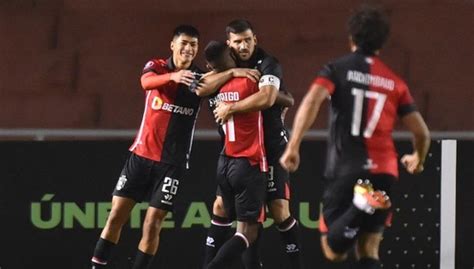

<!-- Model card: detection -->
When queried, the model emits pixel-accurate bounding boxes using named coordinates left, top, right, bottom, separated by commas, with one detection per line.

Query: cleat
left=353, top=179, right=391, bottom=214
left=368, top=191, right=392, bottom=210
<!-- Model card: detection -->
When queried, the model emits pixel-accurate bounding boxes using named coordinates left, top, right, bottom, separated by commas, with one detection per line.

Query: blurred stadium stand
left=0, top=0, right=472, bottom=132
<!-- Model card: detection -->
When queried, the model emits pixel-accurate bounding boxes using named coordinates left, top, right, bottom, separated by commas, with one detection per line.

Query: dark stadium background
left=0, top=0, right=472, bottom=268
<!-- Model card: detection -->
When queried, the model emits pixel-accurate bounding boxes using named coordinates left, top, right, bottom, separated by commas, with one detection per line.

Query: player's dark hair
left=226, top=19, right=254, bottom=37
left=173, top=24, right=200, bottom=39
left=348, top=5, right=390, bottom=54
left=204, top=40, right=228, bottom=63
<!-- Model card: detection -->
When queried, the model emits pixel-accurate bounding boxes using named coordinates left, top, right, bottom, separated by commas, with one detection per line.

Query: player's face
left=227, top=29, right=257, bottom=61
left=171, top=34, right=199, bottom=64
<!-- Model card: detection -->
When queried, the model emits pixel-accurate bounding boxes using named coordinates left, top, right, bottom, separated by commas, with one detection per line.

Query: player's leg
left=354, top=232, right=383, bottom=269
left=204, top=194, right=233, bottom=266
left=268, top=198, right=302, bottom=269
left=204, top=155, right=234, bottom=267
left=91, top=196, right=136, bottom=268
left=92, top=153, right=149, bottom=268
left=241, top=223, right=263, bottom=269
left=132, top=206, right=168, bottom=269
left=131, top=161, right=184, bottom=269
left=352, top=173, right=394, bottom=268
left=207, top=221, right=260, bottom=269
left=207, top=158, right=266, bottom=269
left=320, top=176, right=390, bottom=261
left=267, top=161, right=302, bottom=268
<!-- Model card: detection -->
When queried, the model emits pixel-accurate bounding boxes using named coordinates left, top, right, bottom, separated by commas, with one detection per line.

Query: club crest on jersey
left=151, top=96, right=194, bottom=116
left=116, top=175, right=127, bottom=190
left=144, top=61, right=155, bottom=69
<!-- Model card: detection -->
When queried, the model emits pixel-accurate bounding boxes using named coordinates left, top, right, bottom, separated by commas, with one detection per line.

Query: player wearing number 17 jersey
left=280, top=6, right=430, bottom=269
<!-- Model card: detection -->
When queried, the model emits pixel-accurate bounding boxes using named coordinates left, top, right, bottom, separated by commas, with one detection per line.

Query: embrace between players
left=91, top=6, right=430, bottom=269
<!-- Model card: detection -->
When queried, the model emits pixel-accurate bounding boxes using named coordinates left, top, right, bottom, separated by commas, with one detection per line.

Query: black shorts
left=216, top=154, right=291, bottom=202
left=216, top=155, right=266, bottom=223
left=266, top=153, right=291, bottom=201
left=112, top=153, right=185, bottom=212
left=320, top=173, right=395, bottom=234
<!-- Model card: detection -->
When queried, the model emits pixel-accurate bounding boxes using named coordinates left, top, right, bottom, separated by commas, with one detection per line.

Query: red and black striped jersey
left=130, top=57, right=202, bottom=168
left=218, top=77, right=268, bottom=172
left=313, top=50, right=416, bottom=178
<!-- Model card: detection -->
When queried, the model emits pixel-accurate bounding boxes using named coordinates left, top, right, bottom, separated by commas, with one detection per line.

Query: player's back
left=218, top=77, right=267, bottom=171
left=316, top=51, right=416, bottom=178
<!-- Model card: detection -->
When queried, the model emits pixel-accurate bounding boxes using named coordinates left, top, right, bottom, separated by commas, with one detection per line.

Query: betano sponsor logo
left=30, top=194, right=320, bottom=230
left=151, top=97, right=194, bottom=116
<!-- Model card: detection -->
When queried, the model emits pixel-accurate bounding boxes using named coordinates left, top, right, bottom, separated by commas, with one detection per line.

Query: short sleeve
left=312, top=64, right=336, bottom=94
left=142, top=60, right=166, bottom=75
left=397, top=82, right=417, bottom=117
left=258, top=57, right=282, bottom=91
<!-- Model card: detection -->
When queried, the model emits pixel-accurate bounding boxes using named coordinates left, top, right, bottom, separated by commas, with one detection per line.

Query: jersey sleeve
left=258, top=57, right=282, bottom=91
left=312, top=64, right=336, bottom=95
left=397, top=82, right=417, bottom=117
left=142, top=59, right=166, bottom=75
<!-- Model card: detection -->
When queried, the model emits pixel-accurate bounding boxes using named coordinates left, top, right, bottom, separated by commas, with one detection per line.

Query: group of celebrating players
left=90, top=5, right=431, bottom=269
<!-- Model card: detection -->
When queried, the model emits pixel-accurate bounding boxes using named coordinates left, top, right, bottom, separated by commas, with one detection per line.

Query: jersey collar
left=166, top=56, right=200, bottom=72
left=237, top=47, right=264, bottom=68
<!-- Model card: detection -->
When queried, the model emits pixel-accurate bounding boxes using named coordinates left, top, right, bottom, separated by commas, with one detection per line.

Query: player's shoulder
left=227, top=76, right=255, bottom=86
left=329, top=52, right=361, bottom=67
left=373, top=57, right=409, bottom=90
left=143, top=58, right=168, bottom=72
left=256, top=48, right=280, bottom=67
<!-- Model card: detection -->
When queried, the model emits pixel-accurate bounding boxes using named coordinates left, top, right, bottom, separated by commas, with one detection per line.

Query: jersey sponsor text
left=151, top=96, right=195, bottom=116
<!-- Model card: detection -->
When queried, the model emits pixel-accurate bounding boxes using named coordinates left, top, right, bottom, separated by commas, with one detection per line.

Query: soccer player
left=196, top=40, right=270, bottom=269
left=90, top=25, right=202, bottom=269
left=280, top=6, right=431, bottom=269
left=200, top=19, right=301, bottom=269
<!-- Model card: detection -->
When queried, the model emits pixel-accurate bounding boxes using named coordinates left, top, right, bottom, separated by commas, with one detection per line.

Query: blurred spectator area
left=0, top=0, right=473, bottom=130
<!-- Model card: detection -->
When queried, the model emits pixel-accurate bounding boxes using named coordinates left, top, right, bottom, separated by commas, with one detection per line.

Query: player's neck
left=351, top=46, right=380, bottom=56
left=173, top=58, right=192, bottom=70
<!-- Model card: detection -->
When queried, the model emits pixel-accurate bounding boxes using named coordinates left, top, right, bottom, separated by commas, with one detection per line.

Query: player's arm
left=280, top=84, right=329, bottom=172
left=213, top=85, right=278, bottom=124
left=230, top=84, right=279, bottom=112
left=141, top=70, right=196, bottom=90
left=195, top=68, right=260, bottom=97
left=275, top=91, right=294, bottom=107
left=214, top=60, right=283, bottom=120
left=400, top=111, right=431, bottom=174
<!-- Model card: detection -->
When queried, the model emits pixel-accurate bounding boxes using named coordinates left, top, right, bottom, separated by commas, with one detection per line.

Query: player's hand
left=231, top=68, right=261, bottom=83
left=279, top=147, right=300, bottom=172
left=400, top=153, right=424, bottom=174
left=214, top=102, right=232, bottom=125
left=170, top=70, right=195, bottom=86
